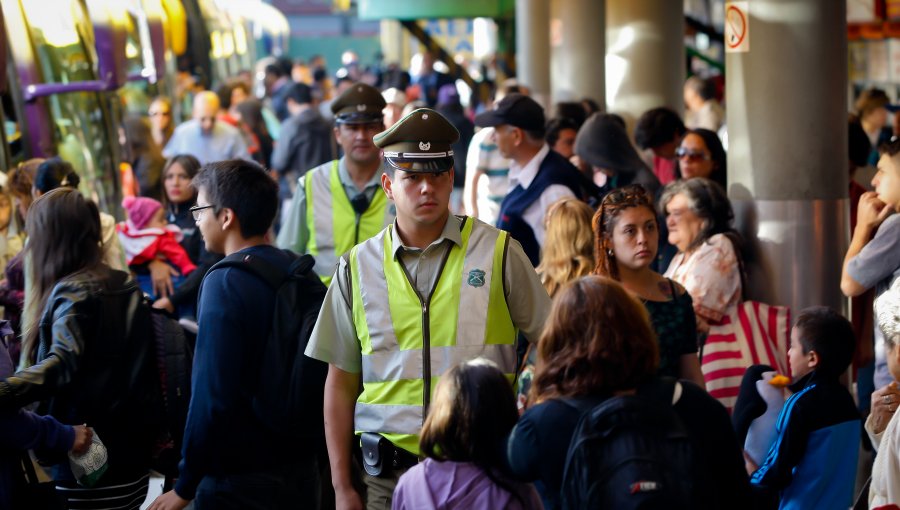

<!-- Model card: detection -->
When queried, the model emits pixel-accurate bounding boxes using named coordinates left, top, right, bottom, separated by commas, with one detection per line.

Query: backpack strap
left=209, top=250, right=315, bottom=289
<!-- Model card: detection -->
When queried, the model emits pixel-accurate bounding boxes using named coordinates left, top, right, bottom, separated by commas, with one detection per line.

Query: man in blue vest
left=474, top=93, right=593, bottom=266
left=277, top=83, right=394, bottom=284
left=306, top=108, right=551, bottom=510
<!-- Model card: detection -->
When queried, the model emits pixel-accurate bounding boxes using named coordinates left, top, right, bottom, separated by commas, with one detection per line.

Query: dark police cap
left=374, top=108, right=459, bottom=173
left=330, top=83, right=386, bottom=124
left=474, top=93, right=545, bottom=132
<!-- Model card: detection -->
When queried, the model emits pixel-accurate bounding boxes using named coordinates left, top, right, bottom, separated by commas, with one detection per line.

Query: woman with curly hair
left=593, top=184, right=703, bottom=385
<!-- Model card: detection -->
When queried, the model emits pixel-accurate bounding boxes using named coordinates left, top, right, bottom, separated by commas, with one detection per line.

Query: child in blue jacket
left=749, top=307, right=860, bottom=509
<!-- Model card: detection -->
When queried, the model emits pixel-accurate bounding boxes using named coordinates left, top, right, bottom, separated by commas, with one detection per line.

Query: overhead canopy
left=357, top=0, right=513, bottom=20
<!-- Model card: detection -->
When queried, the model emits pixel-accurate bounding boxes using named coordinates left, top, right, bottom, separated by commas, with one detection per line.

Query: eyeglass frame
left=189, top=204, right=215, bottom=221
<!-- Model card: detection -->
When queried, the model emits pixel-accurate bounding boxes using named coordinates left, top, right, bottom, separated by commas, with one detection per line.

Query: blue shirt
left=175, top=245, right=292, bottom=500
left=163, top=120, right=250, bottom=164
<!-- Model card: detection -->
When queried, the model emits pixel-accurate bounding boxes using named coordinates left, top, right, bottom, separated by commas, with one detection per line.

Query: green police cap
left=331, top=83, right=386, bottom=124
left=374, top=108, right=460, bottom=173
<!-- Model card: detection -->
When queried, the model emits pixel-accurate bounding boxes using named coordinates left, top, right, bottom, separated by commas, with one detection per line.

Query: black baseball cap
left=474, top=93, right=545, bottom=131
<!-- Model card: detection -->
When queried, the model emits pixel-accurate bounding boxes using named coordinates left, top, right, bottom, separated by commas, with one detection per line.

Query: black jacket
left=0, top=266, right=161, bottom=483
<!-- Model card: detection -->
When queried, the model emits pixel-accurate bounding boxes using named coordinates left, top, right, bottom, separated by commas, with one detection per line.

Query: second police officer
left=277, top=83, right=394, bottom=284
left=305, top=108, right=552, bottom=509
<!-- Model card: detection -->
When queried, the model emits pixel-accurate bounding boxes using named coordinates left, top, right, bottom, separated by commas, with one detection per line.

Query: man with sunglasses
left=306, top=108, right=550, bottom=510
left=277, top=83, right=394, bottom=284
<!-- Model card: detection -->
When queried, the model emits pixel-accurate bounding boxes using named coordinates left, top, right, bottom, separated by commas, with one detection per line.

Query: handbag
left=700, top=301, right=791, bottom=411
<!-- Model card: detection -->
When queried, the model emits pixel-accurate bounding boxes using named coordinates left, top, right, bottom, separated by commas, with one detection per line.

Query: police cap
left=331, top=83, right=386, bottom=124
left=374, top=108, right=459, bottom=173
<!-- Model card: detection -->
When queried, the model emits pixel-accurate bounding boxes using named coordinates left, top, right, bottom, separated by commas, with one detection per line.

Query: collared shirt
left=305, top=215, right=552, bottom=374
left=162, top=120, right=250, bottom=164
left=275, top=158, right=388, bottom=255
left=463, top=127, right=511, bottom=225
left=508, top=144, right=576, bottom=244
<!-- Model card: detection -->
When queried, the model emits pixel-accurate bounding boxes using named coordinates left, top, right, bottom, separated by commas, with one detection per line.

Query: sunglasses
left=600, top=184, right=651, bottom=206
left=675, top=147, right=711, bottom=162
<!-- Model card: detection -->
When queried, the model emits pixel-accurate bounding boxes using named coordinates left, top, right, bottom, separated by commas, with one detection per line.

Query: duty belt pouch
left=360, top=432, right=387, bottom=477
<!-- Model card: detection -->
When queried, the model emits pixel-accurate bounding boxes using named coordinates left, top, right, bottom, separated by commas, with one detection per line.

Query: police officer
left=277, top=83, right=394, bottom=284
left=305, top=108, right=551, bottom=510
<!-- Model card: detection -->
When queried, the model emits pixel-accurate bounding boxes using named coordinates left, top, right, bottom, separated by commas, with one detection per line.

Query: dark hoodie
left=271, top=107, right=335, bottom=200
left=574, top=113, right=661, bottom=197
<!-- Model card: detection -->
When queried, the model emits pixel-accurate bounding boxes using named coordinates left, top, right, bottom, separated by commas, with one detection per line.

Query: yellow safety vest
left=305, top=161, right=392, bottom=285
left=349, top=217, right=517, bottom=455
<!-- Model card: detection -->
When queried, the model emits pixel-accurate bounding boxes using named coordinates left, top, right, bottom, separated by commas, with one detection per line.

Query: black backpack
left=209, top=250, right=328, bottom=441
left=559, top=377, right=693, bottom=510
left=148, top=305, right=194, bottom=478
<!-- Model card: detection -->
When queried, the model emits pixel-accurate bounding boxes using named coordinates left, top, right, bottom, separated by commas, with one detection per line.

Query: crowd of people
left=0, top=50, right=898, bottom=510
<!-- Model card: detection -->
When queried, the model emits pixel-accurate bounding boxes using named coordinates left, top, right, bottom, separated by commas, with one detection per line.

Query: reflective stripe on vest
left=305, top=160, right=392, bottom=286
left=349, top=217, right=517, bottom=455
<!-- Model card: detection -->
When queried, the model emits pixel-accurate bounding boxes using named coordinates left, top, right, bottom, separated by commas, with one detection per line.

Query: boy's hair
left=794, top=306, right=855, bottom=379
left=192, top=159, right=278, bottom=239
left=879, top=137, right=900, bottom=160
left=634, top=107, right=686, bottom=150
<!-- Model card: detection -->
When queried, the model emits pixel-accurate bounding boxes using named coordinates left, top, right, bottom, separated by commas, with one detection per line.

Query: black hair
left=879, top=136, right=900, bottom=158
left=34, top=157, right=80, bottom=194
left=634, top=107, right=687, bottom=150
left=686, top=76, right=717, bottom=101
left=553, top=102, right=587, bottom=129
left=794, top=306, right=855, bottom=379
left=684, top=128, right=727, bottom=189
left=848, top=118, right=872, bottom=169
left=215, top=80, right=249, bottom=110
left=191, top=159, right=278, bottom=238
left=545, top=117, right=579, bottom=148
left=264, top=63, right=285, bottom=78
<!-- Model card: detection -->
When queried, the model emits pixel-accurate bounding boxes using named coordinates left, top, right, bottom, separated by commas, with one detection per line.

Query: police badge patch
left=467, top=269, right=486, bottom=288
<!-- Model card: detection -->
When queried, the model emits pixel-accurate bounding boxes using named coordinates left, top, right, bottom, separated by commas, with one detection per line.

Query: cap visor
left=336, top=113, right=384, bottom=124
left=474, top=110, right=505, bottom=128
left=386, top=157, right=454, bottom=173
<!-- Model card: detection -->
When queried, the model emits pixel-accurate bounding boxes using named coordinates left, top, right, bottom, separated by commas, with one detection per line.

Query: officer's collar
left=338, top=158, right=388, bottom=193
left=390, top=215, right=463, bottom=258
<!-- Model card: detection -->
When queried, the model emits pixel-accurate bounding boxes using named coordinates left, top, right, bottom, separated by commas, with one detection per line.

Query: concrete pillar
left=606, top=1, right=684, bottom=125
left=380, top=19, right=411, bottom=69
left=516, top=0, right=551, bottom=108
left=727, top=0, right=848, bottom=316
left=549, top=0, right=605, bottom=106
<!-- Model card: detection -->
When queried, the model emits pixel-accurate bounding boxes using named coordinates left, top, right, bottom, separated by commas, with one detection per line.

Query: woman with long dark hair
left=152, top=155, right=223, bottom=317
left=394, top=358, right=542, bottom=509
left=121, top=115, right=166, bottom=200
left=235, top=99, right=274, bottom=168
left=0, top=188, right=161, bottom=509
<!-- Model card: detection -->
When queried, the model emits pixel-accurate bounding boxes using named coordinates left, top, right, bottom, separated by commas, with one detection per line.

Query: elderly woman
left=660, top=178, right=743, bottom=333
left=506, top=276, right=749, bottom=509
left=867, top=278, right=900, bottom=506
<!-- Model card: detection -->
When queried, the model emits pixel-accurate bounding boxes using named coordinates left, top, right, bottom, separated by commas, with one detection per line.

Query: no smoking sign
left=725, top=1, right=749, bottom=53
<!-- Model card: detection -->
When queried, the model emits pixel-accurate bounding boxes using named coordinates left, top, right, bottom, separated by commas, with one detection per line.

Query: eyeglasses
left=149, top=111, right=171, bottom=117
left=189, top=204, right=215, bottom=221
left=675, top=147, right=711, bottom=162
